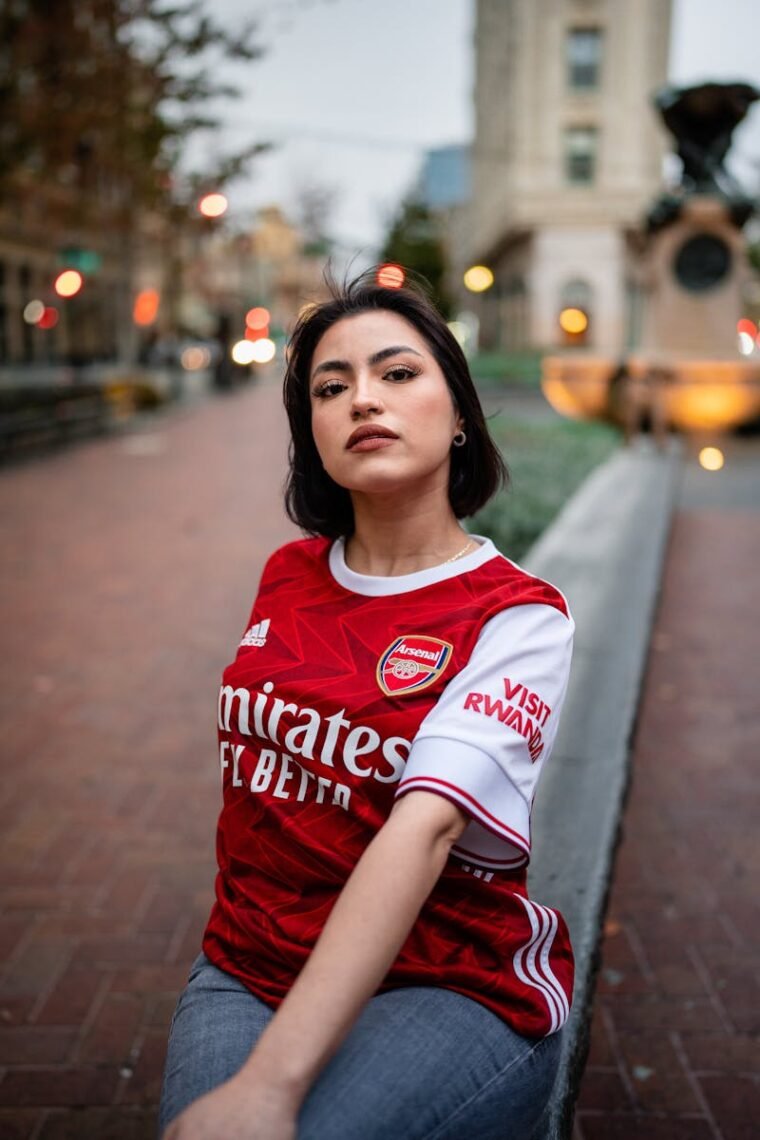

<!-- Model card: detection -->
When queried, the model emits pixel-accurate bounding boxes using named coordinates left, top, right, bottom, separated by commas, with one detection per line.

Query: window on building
left=500, top=277, right=528, bottom=350
left=561, top=279, right=592, bottom=309
left=566, top=28, right=602, bottom=89
left=564, top=127, right=598, bottom=184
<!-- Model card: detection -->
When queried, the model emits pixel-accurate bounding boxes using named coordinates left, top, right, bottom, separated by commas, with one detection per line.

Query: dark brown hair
left=283, top=268, right=508, bottom=537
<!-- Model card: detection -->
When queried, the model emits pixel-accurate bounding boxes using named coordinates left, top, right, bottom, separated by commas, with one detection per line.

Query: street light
left=558, top=307, right=589, bottom=335
left=248, top=337, right=276, bottom=364
left=181, top=346, right=212, bottom=371
left=54, top=269, right=84, bottom=298
left=463, top=265, right=494, bottom=293
left=698, top=446, right=724, bottom=471
left=23, top=300, right=45, bottom=325
left=133, top=289, right=160, bottom=326
left=198, top=192, right=228, bottom=219
left=231, top=339, right=257, bottom=365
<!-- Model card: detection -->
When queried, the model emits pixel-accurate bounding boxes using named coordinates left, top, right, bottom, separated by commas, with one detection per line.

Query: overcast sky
left=194, top=0, right=760, bottom=255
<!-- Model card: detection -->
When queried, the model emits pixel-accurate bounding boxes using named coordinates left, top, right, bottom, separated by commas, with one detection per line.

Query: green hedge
left=471, top=416, right=621, bottom=561
left=468, top=350, right=543, bottom=389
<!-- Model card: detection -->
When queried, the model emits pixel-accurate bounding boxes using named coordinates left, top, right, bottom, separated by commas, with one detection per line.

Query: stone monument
left=543, top=81, right=760, bottom=435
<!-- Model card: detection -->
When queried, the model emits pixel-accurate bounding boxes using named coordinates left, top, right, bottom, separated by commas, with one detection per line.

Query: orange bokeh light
left=559, top=307, right=589, bottom=335
left=133, top=288, right=160, bottom=326
left=245, top=306, right=270, bottom=331
left=198, top=192, right=228, bottom=219
left=376, top=264, right=405, bottom=289
left=54, top=270, right=83, bottom=298
left=737, top=318, right=757, bottom=338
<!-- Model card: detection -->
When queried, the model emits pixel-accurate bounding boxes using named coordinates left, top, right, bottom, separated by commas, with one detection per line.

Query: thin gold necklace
left=443, top=538, right=476, bottom=565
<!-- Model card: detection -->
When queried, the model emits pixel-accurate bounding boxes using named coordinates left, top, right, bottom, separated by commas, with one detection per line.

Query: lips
left=345, top=425, right=399, bottom=450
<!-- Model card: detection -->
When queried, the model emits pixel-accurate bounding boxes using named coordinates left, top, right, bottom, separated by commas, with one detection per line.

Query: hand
left=162, top=1073, right=298, bottom=1140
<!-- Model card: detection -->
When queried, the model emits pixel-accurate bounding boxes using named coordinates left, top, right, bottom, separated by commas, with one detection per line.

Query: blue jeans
left=159, top=954, right=563, bottom=1140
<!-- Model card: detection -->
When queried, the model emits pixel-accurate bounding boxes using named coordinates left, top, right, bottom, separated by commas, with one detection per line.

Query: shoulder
left=472, top=542, right=571, bottom=624
left=261, top=536, right=332, bottom=582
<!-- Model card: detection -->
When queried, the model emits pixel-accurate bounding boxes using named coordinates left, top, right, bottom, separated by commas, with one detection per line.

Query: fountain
left=542, top=81, right=760, bottom=434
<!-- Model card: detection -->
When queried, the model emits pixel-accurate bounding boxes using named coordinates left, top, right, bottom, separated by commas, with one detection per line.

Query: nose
left=350, top=375, right=384, bottom=419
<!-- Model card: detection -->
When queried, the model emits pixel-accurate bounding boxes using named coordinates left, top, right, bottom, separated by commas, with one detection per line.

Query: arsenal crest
left=376, top=635, right=453, bottom=697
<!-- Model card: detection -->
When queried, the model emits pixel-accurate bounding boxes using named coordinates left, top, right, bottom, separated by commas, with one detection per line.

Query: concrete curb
left=522, top=440, right=682, bottom=1139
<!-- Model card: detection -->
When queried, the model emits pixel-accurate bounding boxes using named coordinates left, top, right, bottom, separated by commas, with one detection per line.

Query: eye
left=312, top=379, right=347, bottom=399
left=383, top=364, right=419, bottom=382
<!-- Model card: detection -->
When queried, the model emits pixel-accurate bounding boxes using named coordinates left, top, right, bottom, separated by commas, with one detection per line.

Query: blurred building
left=248, top=206, right=331, bottom=331
left=402, top=145, right=471, bottom=312
left=0, top=193, right=330, bottom=380
left=0, top=190, right=130, bottom=375
left=179, top=206, right=330, bottom=342
left=417, top=146, right=471, bottom=212
left=464, top=0, right=672, bottom=351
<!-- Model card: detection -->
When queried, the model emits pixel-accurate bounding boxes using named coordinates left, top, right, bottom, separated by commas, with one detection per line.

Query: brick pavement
left=574, top=446, right=760, bottom=1140
left=0, top=377, right=297, bottom=1138
left=2, top=394, right=758, bottom=1140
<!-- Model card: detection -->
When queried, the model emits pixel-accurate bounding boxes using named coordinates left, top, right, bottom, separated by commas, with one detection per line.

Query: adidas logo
left=240, top=618, right=270, bottom=648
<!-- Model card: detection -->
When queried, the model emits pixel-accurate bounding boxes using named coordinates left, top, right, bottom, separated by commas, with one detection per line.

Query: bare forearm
left=239, top=796, right=460, bottom=1103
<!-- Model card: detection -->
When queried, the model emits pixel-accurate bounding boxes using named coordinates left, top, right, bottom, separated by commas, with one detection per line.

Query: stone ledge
left=522, top=440, right=682, bottom=1139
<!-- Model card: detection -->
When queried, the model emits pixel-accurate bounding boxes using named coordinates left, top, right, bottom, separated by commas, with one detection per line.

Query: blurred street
left=0, top=375, right=758, bottom=1139
left=574, top=438, right=760, bottom=1140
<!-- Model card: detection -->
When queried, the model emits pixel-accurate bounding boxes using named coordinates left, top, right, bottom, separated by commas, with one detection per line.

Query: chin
left=347, top=467, right=449, bottom=501
left=328, top=453, right=451, bottom=498
left=344, top=474, right=411, bottom=497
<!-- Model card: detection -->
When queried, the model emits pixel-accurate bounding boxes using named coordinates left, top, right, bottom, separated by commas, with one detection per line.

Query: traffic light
left=245, top=307, right=270, bottom=340
left=38, top=307, right=59, bottom=330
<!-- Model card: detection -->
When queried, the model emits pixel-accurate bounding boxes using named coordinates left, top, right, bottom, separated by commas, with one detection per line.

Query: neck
left=344, top=487, right=472, bottom=576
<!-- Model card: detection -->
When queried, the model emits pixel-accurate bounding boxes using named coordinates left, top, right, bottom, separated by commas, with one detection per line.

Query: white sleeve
left=395, top=603, right=574, bottom=870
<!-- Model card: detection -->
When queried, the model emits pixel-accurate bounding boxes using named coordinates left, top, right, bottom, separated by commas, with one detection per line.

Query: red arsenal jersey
left=203, top=535, right=575, bottom=1038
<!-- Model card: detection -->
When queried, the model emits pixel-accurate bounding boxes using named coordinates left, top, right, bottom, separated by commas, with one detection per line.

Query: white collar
left=328, top=535, right=497, bottom=596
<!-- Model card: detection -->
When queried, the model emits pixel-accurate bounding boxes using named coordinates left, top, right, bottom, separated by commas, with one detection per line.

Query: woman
left=160, top=270, right=575, bottom=1140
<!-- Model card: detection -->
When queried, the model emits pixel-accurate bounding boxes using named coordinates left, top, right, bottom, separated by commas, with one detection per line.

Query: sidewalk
left=1, top=395, right=757, bottom=1139
left=573, top=439, right=760, bottom=1140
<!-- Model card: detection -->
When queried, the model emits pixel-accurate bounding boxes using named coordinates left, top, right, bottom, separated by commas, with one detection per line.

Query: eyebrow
left=311, top=344, right=423, bottom=380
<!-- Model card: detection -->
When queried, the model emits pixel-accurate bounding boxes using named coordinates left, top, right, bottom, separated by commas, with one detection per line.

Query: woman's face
left=308, top=309, right=463, bottom=501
